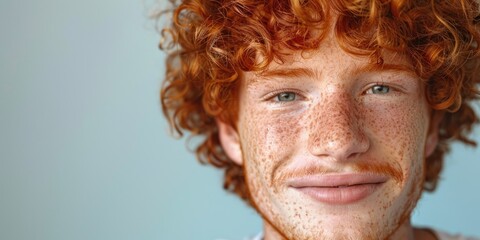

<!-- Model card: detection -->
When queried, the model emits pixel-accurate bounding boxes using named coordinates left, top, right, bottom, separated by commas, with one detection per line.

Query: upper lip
left=287, top=173, right=389, bottom=188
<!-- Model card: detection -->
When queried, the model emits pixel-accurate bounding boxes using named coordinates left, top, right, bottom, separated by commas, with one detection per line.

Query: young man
left=159, top=0, right=480, bottom=239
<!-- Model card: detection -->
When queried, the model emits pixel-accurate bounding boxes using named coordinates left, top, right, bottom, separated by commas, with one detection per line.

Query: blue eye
left=276, top=92, right=297, bottom=102
left=370, top=85, right=390, bottom=94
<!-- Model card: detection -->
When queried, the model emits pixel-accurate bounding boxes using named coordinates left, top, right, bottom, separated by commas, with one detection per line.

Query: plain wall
left=0, top=0, right=479, bottom=239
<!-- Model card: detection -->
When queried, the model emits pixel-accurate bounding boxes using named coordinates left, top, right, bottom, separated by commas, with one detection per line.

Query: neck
left=389, top=220, right=416, bottom=240
left=390, top=220, right=438, bottom=240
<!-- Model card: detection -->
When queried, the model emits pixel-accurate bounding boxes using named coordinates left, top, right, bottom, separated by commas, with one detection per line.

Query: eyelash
left=264, top=89, right=304, bottom=103
left=364, top=82, right=393, bottom=95
left=264, top=83, right=397, bottom=103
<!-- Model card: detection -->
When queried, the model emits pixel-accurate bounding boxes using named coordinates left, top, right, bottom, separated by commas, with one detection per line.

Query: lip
left=288, top=173, right=388, bottom=205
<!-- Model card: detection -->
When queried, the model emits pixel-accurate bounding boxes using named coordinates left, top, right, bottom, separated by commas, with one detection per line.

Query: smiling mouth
left=323, top=184, right=369, bottom=188
left=288, top=173, right=388, bottom=205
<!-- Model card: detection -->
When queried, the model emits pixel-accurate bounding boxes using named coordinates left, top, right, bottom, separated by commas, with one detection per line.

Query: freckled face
left=229, top=39, right=433, bottom=240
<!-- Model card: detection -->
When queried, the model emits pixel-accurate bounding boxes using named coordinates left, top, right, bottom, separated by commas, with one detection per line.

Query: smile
left=288, top=173, right=388, bottom=205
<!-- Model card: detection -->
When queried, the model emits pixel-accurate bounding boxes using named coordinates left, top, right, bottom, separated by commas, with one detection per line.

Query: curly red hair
left=158, top=0, right=480, bottom=205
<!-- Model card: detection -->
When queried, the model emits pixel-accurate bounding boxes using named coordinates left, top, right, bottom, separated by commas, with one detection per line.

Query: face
left=218, top=36, right=439, bottom=240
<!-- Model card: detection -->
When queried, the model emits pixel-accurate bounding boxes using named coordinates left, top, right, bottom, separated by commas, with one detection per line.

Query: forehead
left=244, top=48, right=418, bottom=84
left=247, top=32, right=417, bottom=80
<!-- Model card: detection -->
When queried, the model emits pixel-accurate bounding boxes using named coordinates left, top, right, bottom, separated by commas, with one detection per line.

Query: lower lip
left=294, top=183, right=383, bottom=205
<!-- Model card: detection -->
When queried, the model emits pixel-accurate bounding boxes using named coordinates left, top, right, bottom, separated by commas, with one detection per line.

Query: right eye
left=275, top=92, right=297, bottom=102
left=366, top=84, right=390, bottom=95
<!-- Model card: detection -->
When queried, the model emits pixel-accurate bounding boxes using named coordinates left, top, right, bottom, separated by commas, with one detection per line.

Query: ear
left=216, top=119, right=243, bottom=165
left=425, top=111, right=444, bottom=158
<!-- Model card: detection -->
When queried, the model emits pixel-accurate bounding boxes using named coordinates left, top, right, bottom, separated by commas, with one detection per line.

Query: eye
left=367, top=84, right=390, bottom=94
left=275, top=92, right=297, bottom=102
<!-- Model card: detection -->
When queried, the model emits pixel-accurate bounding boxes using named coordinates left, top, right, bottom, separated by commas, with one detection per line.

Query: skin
left=217, top=34, right=441, bottom=239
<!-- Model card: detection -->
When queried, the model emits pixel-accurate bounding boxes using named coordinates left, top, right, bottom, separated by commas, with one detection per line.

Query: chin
left=286, top=217, right=397, bottom=240
left=257, top=189, right=420, bottom=240
left=270, top=222, right=386, bottom=240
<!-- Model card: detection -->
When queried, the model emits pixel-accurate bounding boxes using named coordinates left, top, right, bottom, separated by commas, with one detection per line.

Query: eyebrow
left=355, top=63, right=417, bottom=76
left=255, top=67, right=317, bottom=80
left=253, top=63, right=417, bottom=82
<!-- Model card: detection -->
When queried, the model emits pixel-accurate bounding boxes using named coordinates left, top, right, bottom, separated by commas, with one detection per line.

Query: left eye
left=275, top=92, right=297, bottom=102
left=368, top=84, right=390, bottom=94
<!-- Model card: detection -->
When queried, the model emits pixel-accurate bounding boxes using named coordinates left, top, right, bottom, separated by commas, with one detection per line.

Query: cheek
left=241, top=103, right=304, bottom=151
left=239, top=107, right=304, bottom=183
left=238, top=106, right=306, bottom=218
left=364, top=101, right=429, bottom=170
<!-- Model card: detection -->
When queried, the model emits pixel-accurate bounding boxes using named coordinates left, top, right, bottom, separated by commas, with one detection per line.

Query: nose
left=307, top=92, right=370, bottom=161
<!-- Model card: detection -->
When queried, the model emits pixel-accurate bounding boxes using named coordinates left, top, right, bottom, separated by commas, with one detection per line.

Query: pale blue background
left=0, top=0, right=479, bottom=240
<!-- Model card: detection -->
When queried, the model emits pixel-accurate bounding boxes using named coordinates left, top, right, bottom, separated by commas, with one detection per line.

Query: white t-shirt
left=435, top=230, right=480, bottom=240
